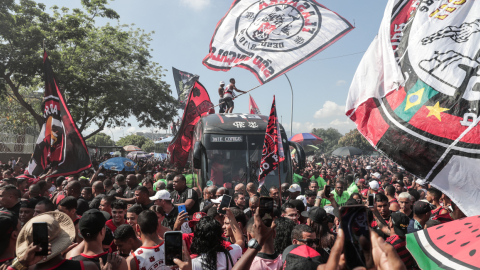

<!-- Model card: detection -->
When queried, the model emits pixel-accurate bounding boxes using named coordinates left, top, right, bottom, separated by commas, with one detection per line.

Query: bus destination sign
left=210, top=135, right=243, bottom=143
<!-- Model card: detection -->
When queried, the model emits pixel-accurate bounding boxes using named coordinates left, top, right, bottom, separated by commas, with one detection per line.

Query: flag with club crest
left=249, top=94, right=261, bottom=114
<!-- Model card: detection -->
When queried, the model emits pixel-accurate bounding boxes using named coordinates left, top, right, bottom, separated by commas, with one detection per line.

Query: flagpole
left=284, top=74, right=293, bottom=138
left=277, top=165, right=282, bottom=207
left=211, top=84, right=263, bottom=109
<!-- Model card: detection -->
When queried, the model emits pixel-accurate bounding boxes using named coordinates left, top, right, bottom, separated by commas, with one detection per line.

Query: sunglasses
left=298, top=239, right=319, bottom=246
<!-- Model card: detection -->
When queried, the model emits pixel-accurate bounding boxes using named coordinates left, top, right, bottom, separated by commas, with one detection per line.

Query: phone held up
left=33, top=222, right=49, bottom=256
left=339, top=205, right=372, bottom=270
left=259, top=197, right=274, bottom=227
left=178, top=205, right=188, bottom=221
left=164, top=231, right=183, bottom=266
left=324, top=185, right=331, bottom=198
left=368, top=194, right=375, bottom=208
left=217, top=195, right=232, bottom=215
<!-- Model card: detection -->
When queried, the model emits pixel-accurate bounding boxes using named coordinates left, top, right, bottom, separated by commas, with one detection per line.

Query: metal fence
left=0, top=126, right=39, bottom=153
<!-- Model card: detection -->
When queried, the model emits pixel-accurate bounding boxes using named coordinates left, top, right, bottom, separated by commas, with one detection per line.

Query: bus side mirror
left=193, top=142, right=202, bottom=169
left=289, top=141, right=306, bottom=169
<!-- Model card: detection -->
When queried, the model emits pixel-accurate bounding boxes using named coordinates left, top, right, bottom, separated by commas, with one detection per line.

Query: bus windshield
left=204, top=134, right=289, bottom=189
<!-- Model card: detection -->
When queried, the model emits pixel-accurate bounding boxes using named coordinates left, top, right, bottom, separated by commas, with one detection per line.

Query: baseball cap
left=220, top=81, right=225, bottom=85
left=366, top=166, right=372, bottom=170
left=372, top=172, right=381, bottom=179
left=149, top=190, right=172, bottom=201
left=79, top=209, right=107, bottom=238
left=301, top=207, right=327, bottom=224
left=188, top=212, right=207, bottom=228
left=282, top=244, right=323, bottom=270
left=369, top=181, right=379, bottom=190
left=414, top=201, right=434, bottom=215
left=416, top=179, right=427, bottom=186
left=358, top=179, right=365, bottom=184
left=288, top=184, right=301, bottom=193
left=20, top=198, right=39, bottom=209
left=390, top=212, right=409, bottom=237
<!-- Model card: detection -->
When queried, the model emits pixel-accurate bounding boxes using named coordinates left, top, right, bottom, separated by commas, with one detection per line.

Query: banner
left=249, top=94, right=261, bottom=114
left=203, top=0, right=354, bottom=84
left=26, top=51, right=92, bottom=177
left=258, top=96, right=285, bottom=193
left=346, top=0, right=480, bottom=216
left=168, top=81, right=214, bottom=167
left=172, top=67, right=200, bottom=110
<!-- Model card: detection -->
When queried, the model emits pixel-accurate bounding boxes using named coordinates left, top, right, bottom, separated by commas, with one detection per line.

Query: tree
left=0, top=0, right=177, bottom=140
left=338, top=129, right=374, bottom=153
left=0, top=86, right=41, bottom=134
left=116, top=134, right=153, bottom=152
left=85, top=133, right=114, bottom=146
left=311, top=127, right=343, bottom=156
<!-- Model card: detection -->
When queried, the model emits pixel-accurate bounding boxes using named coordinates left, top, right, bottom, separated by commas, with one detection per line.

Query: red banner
left=249, top=94, right=261, bottom=115
left=168, top=81, right=214, bottom=167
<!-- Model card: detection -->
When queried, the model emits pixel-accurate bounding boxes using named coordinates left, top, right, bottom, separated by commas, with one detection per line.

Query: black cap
left=391, top=212, right=409, bottom=237
left=290, top=199, right=305, bottom=213
left=0, top=210, right=18, bottom=249
left=301, top=207, right=327, bottom=224
left=79, top=209, right=107, bottom=238
left=414, top=201, right=434, bottom=215
left=20, top=198, right=39, bottom=209
left=282, top=244, right=323, bottom=270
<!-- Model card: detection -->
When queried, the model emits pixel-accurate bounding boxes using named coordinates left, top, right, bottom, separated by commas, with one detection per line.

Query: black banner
left=172, top=67, right=199, bottom=110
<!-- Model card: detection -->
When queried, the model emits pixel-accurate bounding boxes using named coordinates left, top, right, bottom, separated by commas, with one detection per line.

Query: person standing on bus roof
left=218, top=81, right=226, bottom=113
left=224, top=78, right=247, bottom=113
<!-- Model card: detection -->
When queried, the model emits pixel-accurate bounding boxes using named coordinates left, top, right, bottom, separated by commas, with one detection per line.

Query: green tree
left=0, top=0, right=177, bottom=140
left=311, top=127, right=343, bottom=156
left=338, top=129, right=374, bottom=153
left=85, top=132, right=114, bottom=146
left=0, top=86, right=41, bottom=134
left=116, top=134, right=154, bottom=152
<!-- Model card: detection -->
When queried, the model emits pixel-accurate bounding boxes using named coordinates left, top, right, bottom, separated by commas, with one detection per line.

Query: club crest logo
left=235, top=1, right=321, bottom=52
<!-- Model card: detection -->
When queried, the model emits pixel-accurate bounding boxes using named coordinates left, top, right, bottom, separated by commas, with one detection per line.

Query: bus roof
left=200, top=113, right=285, bottom=134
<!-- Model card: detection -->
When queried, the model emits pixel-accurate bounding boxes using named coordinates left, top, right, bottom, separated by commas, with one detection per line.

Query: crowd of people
left=0, top=154, right=467, bottom=270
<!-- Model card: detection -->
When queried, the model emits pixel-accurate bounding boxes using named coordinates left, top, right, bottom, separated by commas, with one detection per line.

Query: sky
left=37, top=0, right=389, bottom=141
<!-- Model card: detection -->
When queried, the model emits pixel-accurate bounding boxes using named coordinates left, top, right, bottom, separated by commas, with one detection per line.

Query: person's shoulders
left=228, top=244, right=243, bottom=257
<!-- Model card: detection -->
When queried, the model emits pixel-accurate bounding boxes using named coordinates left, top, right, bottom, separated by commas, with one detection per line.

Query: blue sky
left=38, top=0, right=388, bottom=140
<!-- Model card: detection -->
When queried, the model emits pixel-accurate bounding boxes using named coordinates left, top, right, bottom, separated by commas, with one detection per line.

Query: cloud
left=314, top=101, right=345, bottom=119
left=336, top=80, right=347, bottom=86
left=179, top=0, right=211, bottom=10
left=329, top=119, right=356, bottom=133
left=127, top=127, right=136, bottom=133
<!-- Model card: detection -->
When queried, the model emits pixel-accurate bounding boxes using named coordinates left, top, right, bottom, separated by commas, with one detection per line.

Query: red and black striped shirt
left=386, top=235, right=418, bottom=269
left=431, top=206, right=453, bottom=224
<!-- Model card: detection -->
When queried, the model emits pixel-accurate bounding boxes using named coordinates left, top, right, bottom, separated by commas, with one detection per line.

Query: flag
left=258, top=96, right=284, bottom=194
left=168, top=81, right=214, bottom=167
left=203, top=0, right=353, bottom=84
left=172, top=67, right=200, bottom=110
left=346, top=0, right=480, bottom=216
left=249, top=94, right=261, bottom=114
left=26, top=51, right=92, bottom=177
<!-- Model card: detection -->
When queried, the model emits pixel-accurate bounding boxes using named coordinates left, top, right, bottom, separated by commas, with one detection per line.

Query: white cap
left=324, top=205, right=334, bottom=215
left=366, top=166, right=372, bottom=170
left=211, top=196, right=224, bottom=204
left=149, top=190, right=172, bottom=201
left=296, top=195, right=306, bottom=205
left=372, top=172, right=381, bottom=179
left=416, top=179, right=427, bottom=186
left=98, top=173, right=105, bottom=177
left=288, top=184, right=301, bottom=193
left=220, top=81, right=225, bottom=85
left=369, top=181, right=379, bottom=190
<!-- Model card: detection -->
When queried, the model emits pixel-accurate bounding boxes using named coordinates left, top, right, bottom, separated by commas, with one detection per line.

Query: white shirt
left=192, top=244, right=242, bottom=270
left=132, top=242, right=170, bottom=270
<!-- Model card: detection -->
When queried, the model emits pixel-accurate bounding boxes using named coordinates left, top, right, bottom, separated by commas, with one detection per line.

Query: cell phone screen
left=340, top=205, right=371, bottom=270
left=164, top=231, right=183, bottom=266
left=368, top=194, right=375, bottom=207
left=178, top=205, right=188, bottom=221
left=217, top=195, right=232, bottom=215
left=259, top=197, right=274, bottom=227
left=33, top=222, right=49, bottom=256
left=325, top=185, right=331, bottom=197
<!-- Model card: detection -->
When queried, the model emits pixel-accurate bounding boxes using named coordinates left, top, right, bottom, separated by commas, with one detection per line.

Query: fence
left=0, top=126, right=39, bottom=153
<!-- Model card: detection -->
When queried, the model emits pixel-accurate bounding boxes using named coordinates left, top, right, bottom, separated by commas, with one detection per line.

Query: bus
left=191, top=113, right=305, bottom=193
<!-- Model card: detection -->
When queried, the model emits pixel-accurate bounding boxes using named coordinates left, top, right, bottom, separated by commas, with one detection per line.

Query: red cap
left=188, top=212, right=207, bottom=228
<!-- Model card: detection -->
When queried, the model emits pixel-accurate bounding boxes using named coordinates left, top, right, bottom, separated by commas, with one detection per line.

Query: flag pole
left=210, top=84, right=263, bottom=109
left=277, top=165, right=282, bottom=207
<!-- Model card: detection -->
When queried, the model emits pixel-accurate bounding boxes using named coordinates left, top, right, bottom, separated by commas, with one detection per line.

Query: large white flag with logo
left=203, top=0, right=354, bottom=84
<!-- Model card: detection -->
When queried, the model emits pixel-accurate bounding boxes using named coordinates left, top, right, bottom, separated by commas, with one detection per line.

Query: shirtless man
left=218, top=81, right=226, bottom=113
left=224, top=78, right=247, bottom=113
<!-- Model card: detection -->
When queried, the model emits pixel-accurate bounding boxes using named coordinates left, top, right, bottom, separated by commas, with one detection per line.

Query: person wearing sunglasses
left=291, top=224, right=319, bottom=249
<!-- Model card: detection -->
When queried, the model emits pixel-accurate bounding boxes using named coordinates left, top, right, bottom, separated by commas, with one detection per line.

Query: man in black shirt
left=0, top=185, right=20, bottom=217
left=151, top=190, right=178, bottom=230
left=133, top=186, right=154, bottom=210
left=64, top=181, right=89, bottom=215
left=103, top=179, right=117, bottom=197
left=123, top=174, right=137, bottom=199
left=113, top=174, right=127, bottom=194
left=171, top=175, right=199, bottom=216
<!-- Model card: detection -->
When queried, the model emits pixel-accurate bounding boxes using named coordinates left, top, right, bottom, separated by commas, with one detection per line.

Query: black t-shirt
left=106, top=188, right=118, bottom=197
left=49, top=259, right=84, bottom=270
left=161, top=206, right=178, bottom=230
left=123, top=186, right=135, bottom=198
left=134, top=201, right=154, bottom=211
left=71, top=251, right=109, bottom=270
left=1, top=202, right=21, bottom=217
left=77, top=197, right=90, bottom=215
left=171, top=187, right=199, bottom=215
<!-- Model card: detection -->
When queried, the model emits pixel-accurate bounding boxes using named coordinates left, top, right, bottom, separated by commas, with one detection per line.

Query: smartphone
left=217, top=195, right=232, bottom=215
left=259, top=197, right=274, bottom=227
left=33, top=222, right=49, bottom=256
left=178, top=205, right=188, bottom=221
left=368, top=194, right=375, bottom=208
left=325, top=185, right=331, bottom=198
left=164, top=231, right=183, bottom=266
left=340, top=205, right=371, bottom=270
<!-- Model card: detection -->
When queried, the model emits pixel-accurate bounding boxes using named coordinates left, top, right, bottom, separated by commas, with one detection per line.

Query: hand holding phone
left=259, top=197, right=274, bottom=227
left=217, top=195, right=232, bottom=215
left=164, top=231, right=183, bottom=266
left=32, top=222, right=48, bottom=256
left=368, top=194, right=375, bottom=208
left=178, top=205, right=188, bottom=221
left=324, top=185, right=331, bottom=198
left=340, top=205, right=371, bottom=270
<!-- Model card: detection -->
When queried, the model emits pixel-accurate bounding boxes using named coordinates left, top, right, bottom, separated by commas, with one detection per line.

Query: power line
left=310, top=51, right=366, bottom=62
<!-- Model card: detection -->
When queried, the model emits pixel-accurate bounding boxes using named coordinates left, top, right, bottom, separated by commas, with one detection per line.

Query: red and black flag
left=26, top=51, right=92, bottom=177
left=168, top=81, right=214, bottom=167
left=258, top=96, right=285, bottom=195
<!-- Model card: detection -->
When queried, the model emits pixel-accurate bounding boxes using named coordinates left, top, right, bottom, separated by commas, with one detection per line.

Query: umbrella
left=406, top=215, right=480, bottom=269
left=123, top=145, right=142, bottom=151
left=331, top=146, right=363, bottom=156
left=289, top=133, right=323, bottom=146
left=100, top=157, right=136, bottom=172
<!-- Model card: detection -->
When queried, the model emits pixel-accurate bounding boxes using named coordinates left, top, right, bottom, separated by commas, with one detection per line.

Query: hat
left=149, top=190, right=172, bottom=201
left=188, top=212, right=207, bottom=228
left=211, top=195, right=224, bottom=204
left=79, top=176, right=89, bottom=180
left=0, top=211, right=19, bottom=245
left=288, top=184, right=301, bottom=193
left=98, top=173, right=105, bottom=177
left=366, top=166, right=372, bottom=170
left=369, top=181, right=379, bottom=190
left=390, top=212, right=409, bottom=237
left=220, top=81, right=225, bottom=85
left=323, top=206, right=334, bottom=216
left=414, top=201, right=434, bottom=215
left=372, top=172, right=381, bottom=179
left=358, top=179, right=365, bottom=183
left=100, top=210, right=111, bottom=221
left=20, top=198, right=39, bottom=209
left=296, top=195, right=306, bottom=205
left=79, top=209, right=107, bottom=238
left=16, top=212, right=75, bottom=262
left=301, top=207, right=327, bottom=224
left=282, top=244, right=323, bottom=270
left=416, top=179, right=427, bottom=186
left=290, top=199, right=305, bottom=213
